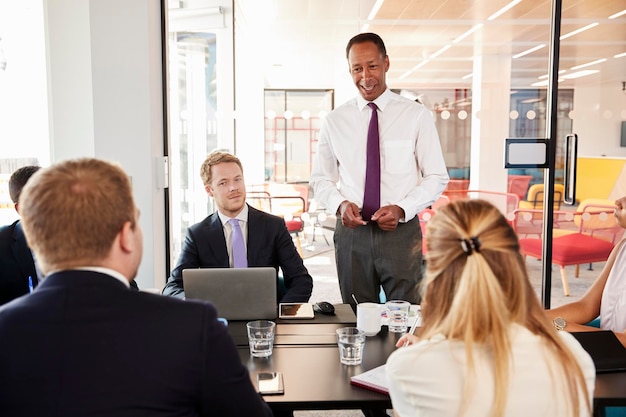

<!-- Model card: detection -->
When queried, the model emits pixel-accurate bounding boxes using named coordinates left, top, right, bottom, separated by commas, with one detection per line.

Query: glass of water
left=386, top=300, right=411, bottom=333
left=246, top=320, right=276, bottom=358
left=336, top=327, right=366, bottom=365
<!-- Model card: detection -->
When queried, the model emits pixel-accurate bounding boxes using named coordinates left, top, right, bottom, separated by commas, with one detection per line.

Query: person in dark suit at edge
left=0, top=158, right=272, bottom=417
left=0, top=165, right=40, bottom=305
left=0, top=165, right=138, bottom=306
left=163, top=150, right=313, bottom=302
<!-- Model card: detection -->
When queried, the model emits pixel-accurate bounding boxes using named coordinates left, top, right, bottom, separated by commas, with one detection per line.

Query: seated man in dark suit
left=0, top=165, right=40, bottom=305
left=163, top=150, right=313, bottom=302
left=0, top=158, right=272, bottom=417
left=0, top=165, right=138, bottom=306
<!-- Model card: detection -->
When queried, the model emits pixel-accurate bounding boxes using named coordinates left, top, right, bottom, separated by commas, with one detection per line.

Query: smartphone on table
left=257, top=372, right=284, bottom=395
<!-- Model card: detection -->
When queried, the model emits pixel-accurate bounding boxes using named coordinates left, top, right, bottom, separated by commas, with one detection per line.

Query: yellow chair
left=519, top=183, right=564, bottom=210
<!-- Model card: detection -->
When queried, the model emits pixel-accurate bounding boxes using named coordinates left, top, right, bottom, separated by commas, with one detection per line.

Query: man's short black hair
left=345, top=32, right=387, bottom=59
left=9, top=165, right=40, bottom=203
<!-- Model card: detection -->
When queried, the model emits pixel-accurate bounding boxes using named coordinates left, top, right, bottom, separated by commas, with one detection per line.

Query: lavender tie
left=362, top=102, right=380, bottom=221
left=229, top=219, right=248, bottom=268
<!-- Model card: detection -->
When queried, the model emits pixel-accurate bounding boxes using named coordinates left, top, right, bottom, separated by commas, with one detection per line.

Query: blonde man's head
left=19, top=158, right=137, bottom=274
left=200, top=151, right=243, bottom=187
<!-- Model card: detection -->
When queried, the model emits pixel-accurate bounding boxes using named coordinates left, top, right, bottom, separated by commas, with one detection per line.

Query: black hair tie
left=460, top=236, right=481, bottom=255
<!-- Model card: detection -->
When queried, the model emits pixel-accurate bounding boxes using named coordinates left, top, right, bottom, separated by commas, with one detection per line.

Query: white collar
left=217, top=203, right=249, bottom=226
left=356, top=88, right=391, bottom=112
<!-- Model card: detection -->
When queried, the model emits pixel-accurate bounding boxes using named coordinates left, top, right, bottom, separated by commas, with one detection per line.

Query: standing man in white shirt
left=310, top=32, right=449, bottom=311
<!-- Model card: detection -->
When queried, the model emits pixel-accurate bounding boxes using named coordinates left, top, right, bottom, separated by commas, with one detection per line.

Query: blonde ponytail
left=419, top=200, right=590, bottom=417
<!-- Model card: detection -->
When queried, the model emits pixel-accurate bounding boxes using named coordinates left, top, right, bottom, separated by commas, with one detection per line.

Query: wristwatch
left=553, top=317, right=567, bottom=331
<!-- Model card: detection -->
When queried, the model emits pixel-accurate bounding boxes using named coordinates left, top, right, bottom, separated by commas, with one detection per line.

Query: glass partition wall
left=164, top=0, right=626, bottom=306
left=264, top=89, right=334, bottom=183
left=167, top=30, right=219, bottom=267
left=0, top=1, right=50, bottom=225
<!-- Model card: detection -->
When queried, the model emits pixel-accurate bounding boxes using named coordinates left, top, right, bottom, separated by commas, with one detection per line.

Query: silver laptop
left=182, top=267, right=278, bottom=320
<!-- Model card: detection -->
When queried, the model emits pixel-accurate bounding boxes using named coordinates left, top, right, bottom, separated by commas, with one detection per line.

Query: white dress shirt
left=386, top=324, right=595, bottom=417
left=601, top=240, right=626, bottom=332
left=310, top=88, right=449, bottom=222
left=217, top=204, right=249, bottom=268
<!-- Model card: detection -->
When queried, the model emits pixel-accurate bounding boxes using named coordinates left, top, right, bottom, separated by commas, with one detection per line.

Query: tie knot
left=229, top=218, right=240, bottom=229
left=368, top=102, right=378, bottom=111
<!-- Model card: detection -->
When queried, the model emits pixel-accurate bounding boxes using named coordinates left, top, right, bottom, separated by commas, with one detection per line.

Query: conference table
left=228, top=304, right=626, bottom=415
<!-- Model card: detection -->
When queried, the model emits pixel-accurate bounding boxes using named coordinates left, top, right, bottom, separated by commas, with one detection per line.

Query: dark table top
left=240, top=326, right=401, bottom=411
left=594, top=371, right=626, bottom=409
left=228, top=303, right=357, bottom=347
left=232, top=304, right=626, bottom=412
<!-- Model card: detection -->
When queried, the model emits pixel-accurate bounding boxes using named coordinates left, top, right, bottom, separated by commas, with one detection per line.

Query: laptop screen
left=182, top=267, right=278, bottom=320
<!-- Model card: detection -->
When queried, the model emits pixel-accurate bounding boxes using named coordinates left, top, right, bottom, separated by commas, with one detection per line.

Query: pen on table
left=403, top=314, right=419, bottom=347
left=28, top=276, right=34, bottom=294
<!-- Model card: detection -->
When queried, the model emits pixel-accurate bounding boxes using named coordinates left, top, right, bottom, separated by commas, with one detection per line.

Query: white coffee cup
left=356, top=302, right=381, bottom=336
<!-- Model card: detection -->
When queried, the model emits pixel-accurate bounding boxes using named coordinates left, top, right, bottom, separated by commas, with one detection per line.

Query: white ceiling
left=235, top=0, right=626, bottom=90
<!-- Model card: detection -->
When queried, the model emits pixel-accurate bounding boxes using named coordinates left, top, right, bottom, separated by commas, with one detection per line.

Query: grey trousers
left=334, top=216, right=422, bottom=310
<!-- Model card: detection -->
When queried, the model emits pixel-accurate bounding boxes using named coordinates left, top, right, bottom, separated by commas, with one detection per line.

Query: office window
left=165, top=1, right=234, bottom=271
left=415, top=89, right=472, bottom=179
left=166, top=30, right=219, bottom=267
left=509, top=89, right=574, bottom=185
left=0, top=0, right=50, bottom=225
left=264, top=89, right=333, bottom=183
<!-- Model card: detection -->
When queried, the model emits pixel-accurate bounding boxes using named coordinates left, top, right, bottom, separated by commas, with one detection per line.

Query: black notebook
left=571, top=331, right=626, bottom=373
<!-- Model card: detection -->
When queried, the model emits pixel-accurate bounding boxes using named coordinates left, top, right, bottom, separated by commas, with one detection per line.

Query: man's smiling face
left=348, top=40, right=389, bottom=102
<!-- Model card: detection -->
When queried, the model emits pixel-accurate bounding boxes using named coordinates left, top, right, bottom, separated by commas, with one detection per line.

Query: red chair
left=517, top=201, right=623, bottom=296
left=269, top=196, right=306, bottom=256
left=510, top=208, right=577, bottom=239
left=519, top=234, right=614, bottom=296
left=442, top=179, right=470, bottom=201
left=284, top=214, right=305, bottom=256
left=507, top=175, right=533, bottom=200
left=440, top=190, right=519, bottom=217
left=246, top=193, right=306, bottom=256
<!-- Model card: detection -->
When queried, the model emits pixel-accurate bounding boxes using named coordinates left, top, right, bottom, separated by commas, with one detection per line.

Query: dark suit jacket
left=0, top=220, right=138, bottom=306
left=163, top=205, right=313, bottom=302
left=0, top=220, right=38, bottom=305
left=0, top=270, right=273, bottom=417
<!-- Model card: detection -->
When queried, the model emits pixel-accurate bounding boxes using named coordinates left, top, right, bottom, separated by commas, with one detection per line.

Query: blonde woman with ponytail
left=386, top=199, right=595, bottom=417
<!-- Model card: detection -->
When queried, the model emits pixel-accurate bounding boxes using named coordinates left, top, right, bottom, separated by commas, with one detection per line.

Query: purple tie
left=229, top=219, right=248, bottom=268
left=362, top=102, right=380, bottom=221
